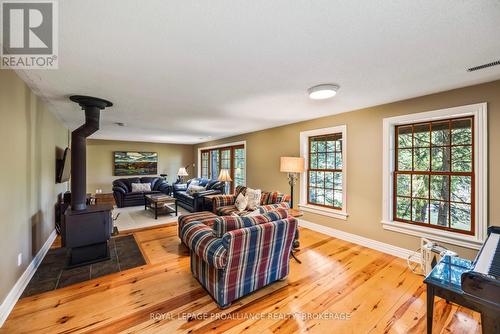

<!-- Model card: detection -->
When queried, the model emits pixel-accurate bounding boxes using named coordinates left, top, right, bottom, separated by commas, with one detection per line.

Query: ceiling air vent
left=467, top=60, right=500, bottom=72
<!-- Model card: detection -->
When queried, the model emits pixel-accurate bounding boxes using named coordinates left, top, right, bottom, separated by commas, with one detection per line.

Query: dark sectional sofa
left=173, top=177, right=224, bottom=212
left=112, top=177, right=171, bottom=208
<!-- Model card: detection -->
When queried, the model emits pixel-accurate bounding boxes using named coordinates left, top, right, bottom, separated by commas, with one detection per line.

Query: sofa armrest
left=181, top=222, right=227, bottom=269
left=211, top=195, right=236, bottom=214
left=192, top=189, right=221, bottom=198
left=157, top=181, right=171, bottom=195
left=173, top=183, right=187, bottom=194
left=112, top=186, right=127, bottom=195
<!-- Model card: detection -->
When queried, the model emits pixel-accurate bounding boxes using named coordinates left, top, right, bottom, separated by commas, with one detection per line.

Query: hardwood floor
left=1, top=223, right=481, bottom=333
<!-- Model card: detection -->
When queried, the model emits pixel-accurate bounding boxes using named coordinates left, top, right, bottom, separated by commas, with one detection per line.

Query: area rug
left=21, top=235, right=146, bottom=298
left=112, top=205, right=189, bottom=231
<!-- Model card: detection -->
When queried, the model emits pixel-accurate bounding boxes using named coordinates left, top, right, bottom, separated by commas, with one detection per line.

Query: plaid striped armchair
left=180, top=208, right=297, bottom=308
left=211, top=185, right=292, bottom=216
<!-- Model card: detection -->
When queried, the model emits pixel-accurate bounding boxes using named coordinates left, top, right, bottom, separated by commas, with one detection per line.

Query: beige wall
left=86, top=139, right=194, bottom=193
left=195, top=80, right=500, bottom=260
left=0, top=70, right=69, bottom=306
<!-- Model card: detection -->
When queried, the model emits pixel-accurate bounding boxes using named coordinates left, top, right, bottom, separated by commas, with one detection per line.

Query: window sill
left=381, top=220, right=484, bottom=250
left=298, top=204, right=348, bottom=220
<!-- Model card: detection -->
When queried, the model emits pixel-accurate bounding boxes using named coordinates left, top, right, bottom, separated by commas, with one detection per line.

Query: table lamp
left=177, top=167, right=188, bottom=183
left=218, top=169, right=232, bottom=194
left=280, top=157, right=305, bottom=208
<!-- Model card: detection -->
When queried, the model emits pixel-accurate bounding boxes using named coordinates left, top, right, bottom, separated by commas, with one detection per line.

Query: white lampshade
left=218, top=169, right=232, bottom=182
left=177, top=167, right=188, bottom=176
left=280, top=157, right=305, bottom=173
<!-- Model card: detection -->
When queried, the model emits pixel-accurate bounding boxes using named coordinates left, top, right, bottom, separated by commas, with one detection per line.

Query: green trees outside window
left=308, top=133, right=343, bottom=209
left=394, top=117, right=474, bottom=234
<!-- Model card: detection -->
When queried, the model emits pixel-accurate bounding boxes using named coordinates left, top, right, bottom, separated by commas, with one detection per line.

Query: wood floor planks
left=0, top=225, right=481, bottom=334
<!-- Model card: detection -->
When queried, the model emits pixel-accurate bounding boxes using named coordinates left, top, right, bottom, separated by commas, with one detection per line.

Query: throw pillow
left=131, top=183, right=151, bottom=192
left=235, top=193, right=248, bottom=212
left=235, top=185, right=247, bottom=197
left=245, top=188, right=262, bottom=210
left=187, top=185, right=206, bottom=195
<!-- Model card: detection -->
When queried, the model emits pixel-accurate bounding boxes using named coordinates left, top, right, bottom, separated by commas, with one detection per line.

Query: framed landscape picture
left=114, top=151, right=158, bottom=176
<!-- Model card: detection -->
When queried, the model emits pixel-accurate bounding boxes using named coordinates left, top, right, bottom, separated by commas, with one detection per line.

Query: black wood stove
left=63, top=95, right=114, bottom=268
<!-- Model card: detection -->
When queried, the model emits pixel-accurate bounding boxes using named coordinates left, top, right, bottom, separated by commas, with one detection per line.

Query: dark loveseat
left=113, top=177, right=171, bottom=208
left=173, top=177, right=224, bottom=212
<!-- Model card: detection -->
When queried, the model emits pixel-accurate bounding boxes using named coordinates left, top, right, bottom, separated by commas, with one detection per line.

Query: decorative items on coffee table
left=144, top=194, right=177, bottom=219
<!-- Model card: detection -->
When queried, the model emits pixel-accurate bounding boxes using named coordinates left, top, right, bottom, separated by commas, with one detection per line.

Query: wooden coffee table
left=144, top=194, right=177, bottom=219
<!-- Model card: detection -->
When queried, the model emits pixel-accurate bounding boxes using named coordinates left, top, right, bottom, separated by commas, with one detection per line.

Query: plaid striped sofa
left=179, top=208, right=298, bottom=308
left=211, top=185, right=292, bottom=216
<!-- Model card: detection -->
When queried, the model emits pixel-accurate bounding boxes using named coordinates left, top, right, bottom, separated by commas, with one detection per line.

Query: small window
left=307, top=133, right=343, bottom=210
left=393, top=117, right=474, bottom=235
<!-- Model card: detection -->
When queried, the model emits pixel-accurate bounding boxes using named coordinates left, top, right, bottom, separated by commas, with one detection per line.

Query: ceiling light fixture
left=308, top=84, right=340, bottom=100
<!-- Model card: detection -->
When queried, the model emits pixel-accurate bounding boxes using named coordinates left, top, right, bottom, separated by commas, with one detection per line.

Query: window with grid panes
left=199, top=144, right=245, bottom=193
left=201, top=151, right=209, bottom=179
left=307, top=133, right=343, bottom=209
left=210, top=150, right=220, bottom=180
left=233, top=148, right=245, bottom=189
left=394, top=117, right=474, bottom=235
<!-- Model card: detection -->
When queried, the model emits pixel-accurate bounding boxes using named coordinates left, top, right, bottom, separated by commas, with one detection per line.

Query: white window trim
left=197, top=141, right=247, bottom=184
left=381, top=103, right=488, bottom=250
left=299, top=125, right=348, bottom=220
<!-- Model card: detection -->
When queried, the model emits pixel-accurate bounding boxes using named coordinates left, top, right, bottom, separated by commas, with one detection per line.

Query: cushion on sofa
left=235, top=193, right=247, bottom=212
left=235, top=185, right=247, bottom=197
left=187, top=184, right=206, bottom=195
left=212, top=208, right=289, bottom=237
left=131, top=183, right=151, bottom=192
left=206, top=180, right=219, bottom=190
left=245, top=188, right=262, bottom=210
left=260, top=191, right=280, bottom=205
left=258, top=202, right=290, bottom=213
left=217, top=205, right=246, bottom=216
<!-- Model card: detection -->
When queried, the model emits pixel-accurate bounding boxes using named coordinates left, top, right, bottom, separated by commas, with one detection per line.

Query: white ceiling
left=18, top=0, right=500, bottom=144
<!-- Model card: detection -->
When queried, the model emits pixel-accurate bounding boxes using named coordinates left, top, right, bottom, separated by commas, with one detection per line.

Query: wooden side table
left=287, top=208, right=303, bottom=263
left=288, top=208, right=303, bottom=218
left=94, top=192, right=115, bottom=206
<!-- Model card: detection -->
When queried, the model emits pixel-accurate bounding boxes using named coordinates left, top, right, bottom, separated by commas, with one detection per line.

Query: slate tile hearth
left=21, top=235, right=146, bottom=298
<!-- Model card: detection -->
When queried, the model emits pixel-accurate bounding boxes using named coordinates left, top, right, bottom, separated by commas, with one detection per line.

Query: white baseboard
left=298, top=219, right=421, bottom=263
left=0, top=229, right=57, bottom=328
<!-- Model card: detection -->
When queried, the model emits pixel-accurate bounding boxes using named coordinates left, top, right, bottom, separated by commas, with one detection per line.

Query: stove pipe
left=69, top=95, right=113, bottom=211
